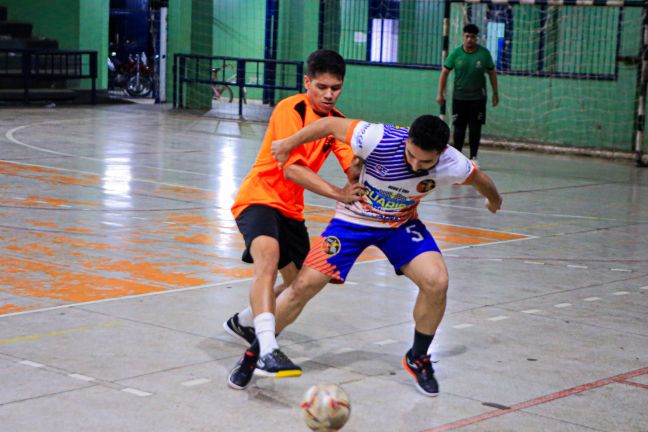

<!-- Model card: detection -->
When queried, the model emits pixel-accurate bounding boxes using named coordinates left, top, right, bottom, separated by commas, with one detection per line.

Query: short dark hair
left=306, top=49, right=346, bottom=80
left=463, top=24, right=479, bottom=35
left=408, top=115, right=449, bottom=153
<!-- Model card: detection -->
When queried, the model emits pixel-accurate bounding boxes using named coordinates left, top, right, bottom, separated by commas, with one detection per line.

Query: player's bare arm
left=437, top=67, right=450, bottom=105
left=284, top=163, right=364, bottom=204
left=487, top=69, right=499, bottom=107
left=467, top=169, right=502, bottom=213
left=271, top=117, right=357, bottom=166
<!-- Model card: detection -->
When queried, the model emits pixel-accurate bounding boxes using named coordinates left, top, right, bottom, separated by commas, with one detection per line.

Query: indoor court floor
left=0, top=104, right=647, bottom=431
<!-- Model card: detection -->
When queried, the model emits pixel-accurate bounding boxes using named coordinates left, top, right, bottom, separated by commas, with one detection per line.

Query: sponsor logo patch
left=416, top=179, right=436, bottom=193
left=322, top=236, right=341, bottom=256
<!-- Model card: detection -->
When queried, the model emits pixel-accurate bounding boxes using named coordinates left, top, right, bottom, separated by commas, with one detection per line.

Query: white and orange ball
left=300, top=384, right=351, bottom=431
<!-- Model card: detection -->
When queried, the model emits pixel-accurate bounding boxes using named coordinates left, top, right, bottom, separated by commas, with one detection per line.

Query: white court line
left=69, top=373, right=96, bottom=382
left=452, top=323, right=474, bottom=329
left=424, top=202, right=628, bottom=222
left=612, top=291, right=629, bottom=296
left=121, top=388, right=152, bottom=397
left=20, top=360, right=44, bottom=368
left=583, top=297, right=601, bottom=302
left=101, top=222, right=123, bottom=227
left=524, top=261, right=545, bottom=265
left=610, top=268, right=632, bottom=273
left=522, top=309, right=542, bottom=314
left=567, top=265, right=588, bottom=269
left=640, top=286, right=648, bottom=290
left=334, top=347, right=354, bottom=354
left=488, top=258, right=503, bottom=262
left=554, top=303, right=572, bottom=308
left=374, top=339, right=398, bottom=346
left=6, top=122, right=218, bottom=178
left=181, top=378, right=211, bottom=387
left=488, top=316, right=509, bottom=321
left=291, top=357, right=311, bottom=364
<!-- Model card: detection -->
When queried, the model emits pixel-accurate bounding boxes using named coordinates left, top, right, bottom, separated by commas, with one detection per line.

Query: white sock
left=237, top=306, right=254, bottom=327
left=254, top=312, right=279, bottom=357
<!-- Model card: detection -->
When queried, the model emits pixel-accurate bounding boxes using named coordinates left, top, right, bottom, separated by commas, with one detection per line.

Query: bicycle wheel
left=212, top=84, right=233, bottom=103
left=126, top=75, right=152, bottom=97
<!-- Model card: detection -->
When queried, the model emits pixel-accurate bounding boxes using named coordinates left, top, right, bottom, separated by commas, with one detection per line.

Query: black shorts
left=235, top=204, right=310, bottom=269
left=452, top=98, right=487, bottom=125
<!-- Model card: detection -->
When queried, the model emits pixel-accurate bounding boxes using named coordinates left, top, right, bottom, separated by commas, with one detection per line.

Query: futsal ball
left=300, top=384, right=351, bottom=431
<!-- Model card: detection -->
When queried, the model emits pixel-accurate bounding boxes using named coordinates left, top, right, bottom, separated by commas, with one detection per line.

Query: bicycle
left=211, top=64, right=255, bottom=105
left=211, top=65, right=234, bottom=103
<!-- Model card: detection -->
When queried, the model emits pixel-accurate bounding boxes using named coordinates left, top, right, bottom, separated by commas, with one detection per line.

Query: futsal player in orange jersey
left=225, top=49, right=364, bottom=384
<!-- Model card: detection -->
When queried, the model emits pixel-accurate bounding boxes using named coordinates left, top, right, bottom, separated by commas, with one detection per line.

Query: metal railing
left=0, top=49, right=98, bottom=104
left=173, top=54, right=303, bottom=115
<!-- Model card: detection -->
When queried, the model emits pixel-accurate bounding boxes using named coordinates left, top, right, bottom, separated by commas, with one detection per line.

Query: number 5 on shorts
left=406, top=224, right=424, bottom=242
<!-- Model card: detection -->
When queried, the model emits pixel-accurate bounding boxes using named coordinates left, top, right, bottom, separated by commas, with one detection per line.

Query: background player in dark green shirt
left=437, top=24, right=499, bottom=166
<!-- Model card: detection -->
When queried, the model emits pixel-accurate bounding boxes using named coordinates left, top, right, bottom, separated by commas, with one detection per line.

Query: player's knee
left=419, top=273, right=448, bottom=300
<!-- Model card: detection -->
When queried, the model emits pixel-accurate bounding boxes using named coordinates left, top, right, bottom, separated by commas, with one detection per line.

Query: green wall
left=2, top=0, right=109, bottom=89
left=167, top=0, right=215, bottom=109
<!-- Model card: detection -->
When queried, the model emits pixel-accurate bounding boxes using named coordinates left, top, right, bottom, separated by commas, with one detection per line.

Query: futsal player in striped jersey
left=228, top=114, right=502, bottom=396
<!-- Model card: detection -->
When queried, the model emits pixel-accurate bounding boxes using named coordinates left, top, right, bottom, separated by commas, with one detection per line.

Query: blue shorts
left=304, top=218, right=441, bottom=283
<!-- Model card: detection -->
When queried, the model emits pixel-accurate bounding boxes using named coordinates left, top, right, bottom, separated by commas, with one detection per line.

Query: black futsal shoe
left=227, top=350, right=258, bottom=390
left=223, top=313, right=256, bottom=345
left=254, top=348, right=302, bottom=378
left=402, top=349, right=439, bottom=396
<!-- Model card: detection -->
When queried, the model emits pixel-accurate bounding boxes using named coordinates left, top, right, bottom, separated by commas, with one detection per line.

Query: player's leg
left=254, top=219, right=366, bottom=378
left=224, top=205, right=279, bottom=344
left=224, top=206, right=308, bottom=345
left=467, top=98, right=486, bottom=161
left=452, top=98, right=468, bottom=154
left=378, top=220, right=446, bottom=396
left=251, top=212, right=312, bottom=376
left=400, top=250, right=447, bottom=397
left=275, top=266, right=331, bottom=333
left=225, top=248, right=301, bottom=345
left=229, top=218, right=364, bottom=387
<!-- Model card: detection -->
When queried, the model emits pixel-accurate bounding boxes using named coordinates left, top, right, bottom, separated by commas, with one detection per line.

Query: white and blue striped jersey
left=335, top=121, right=476, bottom=228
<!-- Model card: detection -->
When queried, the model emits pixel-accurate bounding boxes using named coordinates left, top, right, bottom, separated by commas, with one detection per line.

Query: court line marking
left=19, top=360, right=44, bottom=368
left=68, top=373, right=96, bottom=382
left=452, top=324, right=474, bottom=329
left=0, top=322, right=122, bottom=346
left=5, top=122, right=223, bottom=178
left=121, top=387, right=152, bottom=397
left=422, top=366, right=648, bottom=432
left=181, top=378, right=211, bottom=387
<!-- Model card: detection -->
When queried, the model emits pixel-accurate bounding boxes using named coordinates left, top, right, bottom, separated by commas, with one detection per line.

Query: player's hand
left=492, top=93, right=499, bottom=107
left=436, top=94, right=445, bottom=105
left=271, top=138, right=290, bottom=167
left=346, top=157, right=363, bottom=183
left=485, top=195, right=502, bottom=213
left=338, top=183, right=365, bottom=204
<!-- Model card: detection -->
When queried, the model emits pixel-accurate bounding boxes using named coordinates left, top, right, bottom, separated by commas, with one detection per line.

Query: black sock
left=411, top=329, right=434, bottom=358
